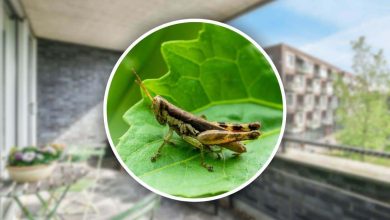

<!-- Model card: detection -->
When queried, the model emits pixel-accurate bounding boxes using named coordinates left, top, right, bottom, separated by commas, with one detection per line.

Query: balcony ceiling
left=20, top=0, right=267, bottom=51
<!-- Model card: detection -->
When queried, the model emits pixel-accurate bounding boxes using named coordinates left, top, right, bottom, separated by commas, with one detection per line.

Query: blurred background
left=1, top=0, right=389, bottom=219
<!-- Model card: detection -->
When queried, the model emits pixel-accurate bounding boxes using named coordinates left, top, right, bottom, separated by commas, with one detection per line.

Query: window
left=286, top=75, right=294, bottom=82
left=297, top=75, right=305, bottom=86
left=307, top=79, right=313, bottom=87
left=305, top=61, right=314, bottom=73
left=315, top=96, right=320, bottom=105
left=297, top=95, right=304, bottom=105
left=286, top=52, right=295, bottom=68
left=296, top=112, right=304, bottom=123
left=314, top=64, right=320, bottom=76
left=315, top=112, right=321, bottom=119
left=307, top=112, right=313, bottom=120
left=307, top=95, right=314, bottom=105
left=320, top=66, right=327, bottom=78
left=287, top=93, right=294, bottom=106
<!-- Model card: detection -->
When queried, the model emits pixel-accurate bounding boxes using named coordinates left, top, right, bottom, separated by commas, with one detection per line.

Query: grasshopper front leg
left=151, top=128, right=174, bottom=162
left=182, top=135, right=213, bottom=172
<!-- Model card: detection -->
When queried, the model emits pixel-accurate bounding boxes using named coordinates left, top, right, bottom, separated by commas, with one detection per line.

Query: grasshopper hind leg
left=200, top=145, right=213, bottom=172
left=182, top=135, right=213, bottom=172
left=151, top=129, right=174, bottom=162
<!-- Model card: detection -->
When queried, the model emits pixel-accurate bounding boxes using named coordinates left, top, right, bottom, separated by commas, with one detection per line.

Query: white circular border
left=103, top=19, right=286, bottom=202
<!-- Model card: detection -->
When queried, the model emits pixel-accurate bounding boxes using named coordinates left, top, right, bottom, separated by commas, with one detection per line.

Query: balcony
left=331, top=96, right=338, bottom=109
left=285, top=52, right=296, bottom=71
left=286, top=112, right=305, bottom=133
left=313, top=111, right=322, bottom=128
left=330, top=71, right=339, bottom=81
left=321, top=81, right=328, bottom=95
left=343, top=75, right=352, bottom=84
left=319, top=96, right=328, bottom=110
left=306, top=79, right=313, bottom=92
left=313, top=79, right=321, bottom=94
left=285, top=75, right=305, bottom=93
left=307, top=111, right=321, bottom=129
left=296, top=95, right=305, bottom=111
left=322, top=110, right=333, bottom=125
left=326, top=82, right=334, bottom=95
left=304, top=94, right=314, bottom=111
left=327, top=69, right=334, bottom=81
left=319, top=67, right=327, bottom=79
left=296, top=61, right=314, bottom=76
left=286, top=92, right=297, bottom=113
left=313, top=65, right=320, bottom=78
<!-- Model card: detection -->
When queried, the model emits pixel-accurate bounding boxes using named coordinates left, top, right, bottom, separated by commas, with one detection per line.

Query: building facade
left=265, top=44, right=345, bottom=139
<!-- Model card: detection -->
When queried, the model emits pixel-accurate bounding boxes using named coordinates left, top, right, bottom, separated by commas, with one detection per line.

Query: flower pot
left=6, top=163, right=57, bottom=183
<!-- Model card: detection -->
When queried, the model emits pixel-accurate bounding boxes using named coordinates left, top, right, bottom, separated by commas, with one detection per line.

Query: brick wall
left=234, top=157, right=390, bottom=219
left=37, top=39, right=121, bottom=144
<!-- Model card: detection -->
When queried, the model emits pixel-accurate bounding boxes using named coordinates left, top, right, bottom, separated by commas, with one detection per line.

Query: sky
left=229, top=0, right=390, bottom=72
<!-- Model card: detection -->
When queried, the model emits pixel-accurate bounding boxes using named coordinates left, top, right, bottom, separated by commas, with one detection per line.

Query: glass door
left=0, top=0, right=37, bottom=177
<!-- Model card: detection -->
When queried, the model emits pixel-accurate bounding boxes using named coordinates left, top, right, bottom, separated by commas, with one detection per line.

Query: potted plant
left=6, top=144, right=64, bottom=182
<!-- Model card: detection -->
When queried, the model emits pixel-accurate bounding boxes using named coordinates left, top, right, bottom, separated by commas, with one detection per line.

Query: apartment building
left=265, top=44, right=348, bottom=139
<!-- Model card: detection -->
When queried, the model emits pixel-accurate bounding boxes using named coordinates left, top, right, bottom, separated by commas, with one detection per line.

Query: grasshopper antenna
left=131, top=68, right=153, bottom=101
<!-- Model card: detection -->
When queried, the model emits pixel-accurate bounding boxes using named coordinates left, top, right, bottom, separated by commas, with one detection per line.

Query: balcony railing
left=297, top=64, right=314, bottom=75
left=281, top=136, right=390, bottom=159
left=322, top=115, right=333, bottom=125
left=306, top=118, right=321, bottom=129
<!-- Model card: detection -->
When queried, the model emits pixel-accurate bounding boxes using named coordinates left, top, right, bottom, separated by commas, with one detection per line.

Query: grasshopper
left=132, top=69, right=261, bottom=172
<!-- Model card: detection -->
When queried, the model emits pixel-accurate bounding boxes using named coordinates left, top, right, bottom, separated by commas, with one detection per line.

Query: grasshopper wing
left=197, top=130, right=260, bottom=145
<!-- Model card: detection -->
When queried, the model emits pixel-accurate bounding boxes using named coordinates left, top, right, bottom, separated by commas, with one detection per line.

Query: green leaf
left=116, top=23, right=283, bottom=198
left=107, top=23, right=202, bottom=144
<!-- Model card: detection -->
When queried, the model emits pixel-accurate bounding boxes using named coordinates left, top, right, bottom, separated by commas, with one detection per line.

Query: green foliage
left=115, top=23, right=283, bottom=198
left=335, top=37, right=390, bottom=151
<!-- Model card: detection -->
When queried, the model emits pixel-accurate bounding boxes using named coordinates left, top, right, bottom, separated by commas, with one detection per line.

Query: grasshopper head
left=152, top=96, right=167, bottom=125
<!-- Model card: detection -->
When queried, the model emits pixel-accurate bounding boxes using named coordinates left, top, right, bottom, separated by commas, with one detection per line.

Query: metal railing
left=282, top=136, right=390, bottom=158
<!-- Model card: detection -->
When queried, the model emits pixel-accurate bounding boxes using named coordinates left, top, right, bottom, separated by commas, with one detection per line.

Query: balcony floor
left=11, top=167, right=256, bottom=220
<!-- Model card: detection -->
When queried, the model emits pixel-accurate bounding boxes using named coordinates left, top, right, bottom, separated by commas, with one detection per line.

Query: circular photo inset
left=104, top=19, right=286, bottom=201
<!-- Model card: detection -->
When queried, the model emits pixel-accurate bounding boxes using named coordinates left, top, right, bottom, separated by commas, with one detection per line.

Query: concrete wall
left=37, top=39, right=120, bottom=144
left=234, top=157, right=390, bottom=220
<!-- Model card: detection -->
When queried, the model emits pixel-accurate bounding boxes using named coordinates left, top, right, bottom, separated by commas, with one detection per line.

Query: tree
left=335, top=36, right=390, bottom=152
